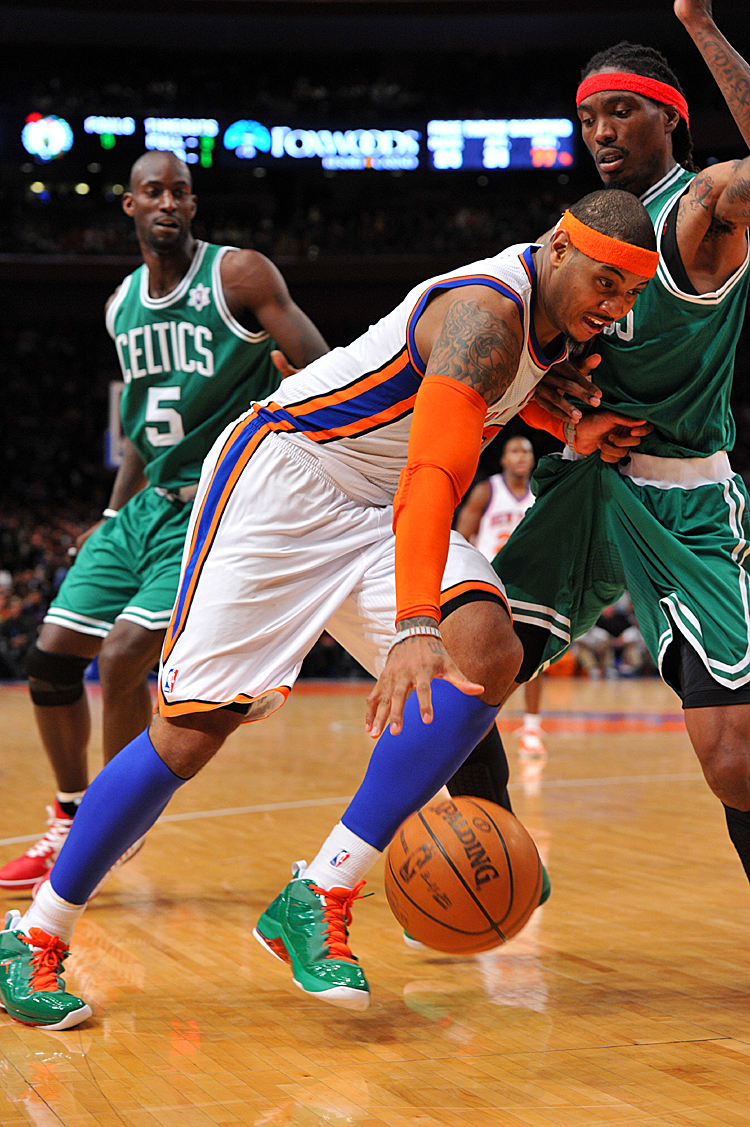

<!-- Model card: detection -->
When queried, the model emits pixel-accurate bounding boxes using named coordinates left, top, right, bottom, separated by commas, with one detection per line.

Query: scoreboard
left=14, top=110, right=576, bottom=175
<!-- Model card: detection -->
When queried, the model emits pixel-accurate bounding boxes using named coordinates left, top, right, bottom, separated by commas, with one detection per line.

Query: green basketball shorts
left=493, top=450, right=750, bottom=696
left=45, top=488, right=193, bottom=638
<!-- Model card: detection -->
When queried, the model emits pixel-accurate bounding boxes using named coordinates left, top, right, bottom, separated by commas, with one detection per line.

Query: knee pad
left=25, top=646, right=91, bottom=707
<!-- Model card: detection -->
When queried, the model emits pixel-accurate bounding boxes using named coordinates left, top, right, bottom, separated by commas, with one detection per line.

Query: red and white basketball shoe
left=31, top=835, right=147, bottom=902
left=0, top=802, right=74, bottom=890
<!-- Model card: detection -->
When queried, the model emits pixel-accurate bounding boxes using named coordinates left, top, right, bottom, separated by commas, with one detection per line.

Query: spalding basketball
left=384, top=796, right=543, bottom=954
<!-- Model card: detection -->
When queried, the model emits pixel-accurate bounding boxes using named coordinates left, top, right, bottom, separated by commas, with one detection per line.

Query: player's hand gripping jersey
left=106, top=241, right=284, bottom=491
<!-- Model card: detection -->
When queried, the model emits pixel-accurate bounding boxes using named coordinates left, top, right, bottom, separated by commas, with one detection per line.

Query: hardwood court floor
left=1, top=677, right=749, bottom=1127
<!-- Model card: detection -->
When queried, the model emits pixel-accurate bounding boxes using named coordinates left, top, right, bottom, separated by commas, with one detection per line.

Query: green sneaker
left=0, top=911, right=92, bottom=1030
left=254, top=865, right=370, bottom=1011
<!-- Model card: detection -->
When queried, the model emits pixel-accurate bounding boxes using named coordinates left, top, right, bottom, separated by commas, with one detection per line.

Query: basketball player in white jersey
left=1, top=189, right=659, bottom=1028
left=456, top=435, right=548, bottom=781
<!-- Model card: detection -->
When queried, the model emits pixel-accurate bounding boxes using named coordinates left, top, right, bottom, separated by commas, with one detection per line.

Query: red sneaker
left=31, top=835, right=147, bottom=902
left=0, top=803, right=74, bottom=890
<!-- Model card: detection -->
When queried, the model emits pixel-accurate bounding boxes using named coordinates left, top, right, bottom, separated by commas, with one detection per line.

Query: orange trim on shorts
left=157, top=683, right=291, bottom=720
left=439, top=580, right=512, bottom=620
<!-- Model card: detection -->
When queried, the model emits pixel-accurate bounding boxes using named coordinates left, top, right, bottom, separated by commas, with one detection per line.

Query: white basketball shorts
left=159, top=423, right=507, bottom=722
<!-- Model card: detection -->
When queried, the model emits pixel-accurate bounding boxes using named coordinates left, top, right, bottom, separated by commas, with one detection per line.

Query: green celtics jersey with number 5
left=106, top=241, right=280, bottom=489
left=592, top=165, right=750, bottom=458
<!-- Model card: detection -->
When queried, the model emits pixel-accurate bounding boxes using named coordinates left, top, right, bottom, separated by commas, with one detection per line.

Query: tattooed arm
left=675, top=1, right=750, bottom=149
left=676, top=158, right=750, bottom=291
left=413, top=286, right=523, bottom=403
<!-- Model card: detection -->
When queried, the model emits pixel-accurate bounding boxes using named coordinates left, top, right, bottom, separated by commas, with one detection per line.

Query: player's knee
left=98, top=631, right=158, bottom=691
left=26, top=645, right=91, bottom=707
left=445, top=598, right=522, bottom=699
left=699, top=742, right=750, bottom=805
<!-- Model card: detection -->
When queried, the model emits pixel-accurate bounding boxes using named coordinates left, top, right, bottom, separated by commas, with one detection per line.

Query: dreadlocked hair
left=582, top=41, right=698, bottom=172
left=569, top=189, right=657, bottom=251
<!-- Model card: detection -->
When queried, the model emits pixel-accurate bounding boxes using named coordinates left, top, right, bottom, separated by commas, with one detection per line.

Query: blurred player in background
left=456, top=435, right=548, bottom=783
left=0, top=150, right=328, bottom=892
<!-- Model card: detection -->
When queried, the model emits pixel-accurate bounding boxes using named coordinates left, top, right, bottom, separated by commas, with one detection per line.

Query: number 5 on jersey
left=145, top=386, right=185, bottom=447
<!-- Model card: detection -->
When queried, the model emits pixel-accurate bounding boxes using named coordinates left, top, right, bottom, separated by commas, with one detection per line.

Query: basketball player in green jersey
left=476, top=0, right=750, bottom=889
left=0, top=150, right=328, bottom=890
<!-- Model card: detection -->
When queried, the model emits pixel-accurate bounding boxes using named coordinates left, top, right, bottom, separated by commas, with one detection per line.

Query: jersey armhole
left=212, top=247, right=272, bottom=344
left=105, top=273, right=132, bottom=339
left=661, top=196, right=699, bottom=297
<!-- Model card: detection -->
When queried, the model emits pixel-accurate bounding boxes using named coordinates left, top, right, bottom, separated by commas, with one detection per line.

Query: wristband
left=102, top=508, right=119, bottom=519
left=388, top=625, right=442, bottom=654
left=563, top=421, right=578, bottom=451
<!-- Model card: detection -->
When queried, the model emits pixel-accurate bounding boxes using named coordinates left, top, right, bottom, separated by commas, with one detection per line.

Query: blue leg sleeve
left=342, top=680, right=498, bottom=850
left=51, top=727, right=187, bottom=904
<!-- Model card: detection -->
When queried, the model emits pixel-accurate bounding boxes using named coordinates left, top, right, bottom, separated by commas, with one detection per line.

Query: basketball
left=384, top=796, right=543, bottom=954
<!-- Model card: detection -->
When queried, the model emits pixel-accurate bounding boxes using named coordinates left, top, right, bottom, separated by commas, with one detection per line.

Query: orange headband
left=560, top=210, right=659, bottom=279
left=576, top=72, right=689, bottom=125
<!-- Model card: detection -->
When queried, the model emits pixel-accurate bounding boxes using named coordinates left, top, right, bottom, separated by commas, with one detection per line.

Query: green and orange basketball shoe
left=254, top=863, right=370, bottom=1011
left=0, top=911, right=91, bottom=1029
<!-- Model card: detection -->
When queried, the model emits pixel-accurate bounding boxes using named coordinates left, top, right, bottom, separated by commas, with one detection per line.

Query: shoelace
left=25, top=807, right=72, bottom=859
left=310, top=880, right=366, bottom=962
left=18, top=928, right=68, bottom=992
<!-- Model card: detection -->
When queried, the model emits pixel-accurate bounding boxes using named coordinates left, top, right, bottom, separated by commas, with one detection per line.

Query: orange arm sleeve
left=393, top=375, right=487, bottom=625
left=519, top=401, right=566, bottom=442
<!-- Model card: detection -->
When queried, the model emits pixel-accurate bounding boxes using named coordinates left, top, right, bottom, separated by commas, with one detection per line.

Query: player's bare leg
left=517, top=673, right=547, bottom=795
left=0, top=624, right=100, bottom=889
left=439, top=598, right=523, bottom=708
left=30, top=623, right=101, bottom=793
left=0, top=621, right=165, bottom=891
left=683, top=704, right=750, bottom=881
left=97, top=620, right=165, bottom=764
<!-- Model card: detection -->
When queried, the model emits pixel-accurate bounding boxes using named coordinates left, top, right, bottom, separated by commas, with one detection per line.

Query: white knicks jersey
left=474, top=473, right=535, bottom=561
left=246, top=243, right=566, bottom=505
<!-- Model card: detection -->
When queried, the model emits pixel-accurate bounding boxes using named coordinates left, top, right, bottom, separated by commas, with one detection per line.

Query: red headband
left=576, top=72, right=689, bottom=125
left=560, top=210, right=659, bottom=279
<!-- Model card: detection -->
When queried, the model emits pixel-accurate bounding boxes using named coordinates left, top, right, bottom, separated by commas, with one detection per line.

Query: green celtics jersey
left=106, top=241, right=280, bottom=489
left=592, top=165, right=750, bottom=458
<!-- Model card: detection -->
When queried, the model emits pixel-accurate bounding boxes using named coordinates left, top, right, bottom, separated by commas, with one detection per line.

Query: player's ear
left=663, top=105, right=680, bottom=137
left=548, top=227, right=571, bottom=267
left=188, top=193, right=197, bottom=219
left=122, top=191, right=135, bottom=217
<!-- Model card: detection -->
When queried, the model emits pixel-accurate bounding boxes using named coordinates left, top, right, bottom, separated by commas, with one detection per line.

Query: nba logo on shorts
left=331, top=850, right=350, bottom=867
left=164, top=667, right=179, bottom=694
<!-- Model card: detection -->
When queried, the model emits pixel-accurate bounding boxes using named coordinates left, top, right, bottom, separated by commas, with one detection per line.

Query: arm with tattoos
left=676, top=158, right=750, bottom=290
left=675, top=2, right=750, bottom=290
left=675, top=0, right=750, bottom=149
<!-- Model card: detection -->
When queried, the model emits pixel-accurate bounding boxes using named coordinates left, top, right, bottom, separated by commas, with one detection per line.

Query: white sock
left=523, top=713, right=543, bottom=733
left=20, top=879, right=86, bottom=945
left=302, top=822, right=381, bottom=890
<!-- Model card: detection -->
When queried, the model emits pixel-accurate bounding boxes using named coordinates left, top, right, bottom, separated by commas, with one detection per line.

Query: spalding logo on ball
left=384, top=796, right=542, bottom=954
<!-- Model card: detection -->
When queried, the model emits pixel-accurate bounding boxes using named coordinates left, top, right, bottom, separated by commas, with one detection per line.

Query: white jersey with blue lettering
left=248, top=243, right=566, bottom=506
